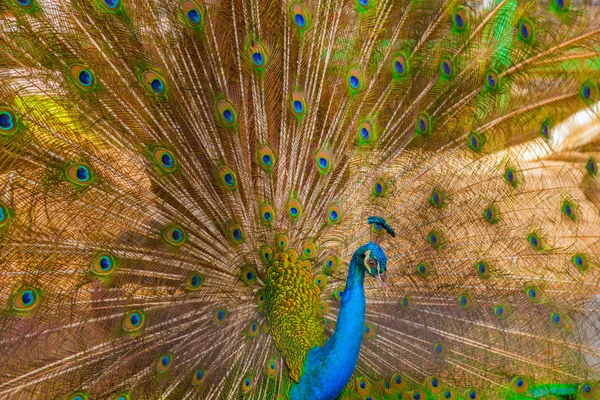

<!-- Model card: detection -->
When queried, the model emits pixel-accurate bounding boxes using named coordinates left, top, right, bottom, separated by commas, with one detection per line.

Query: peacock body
left=1, top=0, right=600, bottom=399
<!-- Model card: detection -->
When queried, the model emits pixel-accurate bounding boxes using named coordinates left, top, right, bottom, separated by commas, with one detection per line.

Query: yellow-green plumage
left=265, top=249, right=326, bottom=382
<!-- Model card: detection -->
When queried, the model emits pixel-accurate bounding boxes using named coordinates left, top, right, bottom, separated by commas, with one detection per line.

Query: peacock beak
left=376, top=271, right=388, bottom=294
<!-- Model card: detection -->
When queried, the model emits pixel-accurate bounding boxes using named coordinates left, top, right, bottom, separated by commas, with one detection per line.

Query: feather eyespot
left=562, top=200, right=576, bottom=220
left=213, top=308, right=228, bottom=324
left=465, top=388, right=480, bottom=400
left=112, top=393, right=129, bottom=400
left=572, top=253, right=589, bottom=271
left=302, top=240, right=317, bottom=259
left=217, top=99, right=237, bottom=127
left=290, top=3, right=310, bottom=30
left=318, top=301, right=330, bottom=314
left=363, top=322, right=376, bottom=338
left=323, top=255, right=339, bottom=274
left=240, top=266, right=256, bottom=285
left=249, top=41, right=269, bottom=70
left=541, top=119, right=553, bottom=140
left=327, top=204, right=342, bottom=224
left=392, top=373, right=406, bottom=390
left=258, top=203, right=275, bottom=225
left=381, top=378, right=394, bottom=395
left=504, top=167, right=518, bottom=186
left=12, top=286, right=40, bottom=312
left=468, top=131, right=485, bottom=152
left=483, top=205, right=500, bottom=224
left=372, top=178, right=386, bottom=197
left=315, top=150, right=333, bottom=175
left=433, top=342, right=447, bottom=358
left=429, top=188, right=446, bottom=208
left=66, top=162, right=94, bottom=186
left=415, top=113, right=431, bottom=135
left=553, top=0, right=570, bottom=11
left=259, top=245, right=273, bottom=263
left=442, top=389, right=457, bottom=400
left=400, top=295, right=412, bottom=310
left=417, top=262, right=430, bottom=278
left=512, top=376, right=528, bottom=393
left=68, top=392, right=89, bottom=400
left=428, top=376, right=442, bottom=394
left=153, top=148, right=177, bottom=173
left=91, top=252, right=117, bottom=276
left=581, top=81, right=598, bottom=102
left=427, top=231, right=443, bottom=249
left=246, top=320, right=259, bottom=337
left=70, top=65, right=95, bottom=90
left=518, top=19, right=534, bottom=43
left=227, top=223, right=244, bottom=244
left=333, top=286, right=344, bottom=301
left=163, top=225, right=186, bottom=246
left=0, top=201, right=11, bottom=228
left=192, top=369, right=206, bottom=385
left=392, top=54, right=408, bottom=78
left=155, top=353, right=173, bottom=374
left=0, top=107, right=18, bottom=135
left=485, top=70, right=499, bottom=90
left=217, top=166, right=238, bottom=190
left=475, top=261, right=491, bottom=279
left=286, top=198, right=303, bottom=220
left=458, top=293, right=472, bottom=310
left=257, top=145, right=277, bottom=172
left=526, top=286, right=543, bottom=303
left=12, top=0, right=35, bottom=9
left=255, top=290, right=266, bottom=307
left=142, top=71, right=166, bottom=95
left=265, top=359, right=278, bottom=378
left=291, top=91, right=307, bottom=117
left=586, top=157, right=598, bottom=176
left=358, top=120, right=376, bottom=145
left=101, top=0, right=121, bottom=12
left=550, top=311, right=569, bottom=329
left=527, top=232, right=544, bottom=251
left=452, top=7, right=468, bottom=31
left=314, top=274, right=327, bottom=288
left=241, top=375, right=253, bottom=393
left=494, top=304, right=511, bottom=319
left=122, top=310, right=145, bottom=333
left=182, top=1, right=204, bottom=28
left=346, top=67, right=364, bottom=93
left=356, top=0, right=375, bottom=10
left=356, top=377, right=371, bottom=395
left=440, top=58, right=454, bottom=79
left=579, top=382, right=597, bottom=398
left=186, top=272, right=204, bottom=290
left=276, top=234, right=289, bottom=251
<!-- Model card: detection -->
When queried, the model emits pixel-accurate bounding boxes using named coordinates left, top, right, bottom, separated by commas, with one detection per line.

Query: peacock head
left=358, top=216, right=396, bottom=291
left=356, top=242, right=389, bottom=292
left=358, top=242, right=388, bottom=278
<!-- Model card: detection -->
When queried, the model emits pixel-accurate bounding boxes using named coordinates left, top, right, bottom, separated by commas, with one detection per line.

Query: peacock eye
left=367, top=258, right=376, bottom=268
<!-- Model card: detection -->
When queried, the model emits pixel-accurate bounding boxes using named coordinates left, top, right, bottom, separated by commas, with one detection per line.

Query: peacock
left=2, top=0, right=600, bottom=398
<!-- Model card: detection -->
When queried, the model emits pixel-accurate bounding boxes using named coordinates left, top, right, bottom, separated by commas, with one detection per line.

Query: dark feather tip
left=368, top=216, right=396, bottom=237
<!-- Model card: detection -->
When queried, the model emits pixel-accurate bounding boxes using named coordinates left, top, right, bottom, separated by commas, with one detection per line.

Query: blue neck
left=289, top=251, right=366, bottom=400
left=331, top=252, right=366, bottom=358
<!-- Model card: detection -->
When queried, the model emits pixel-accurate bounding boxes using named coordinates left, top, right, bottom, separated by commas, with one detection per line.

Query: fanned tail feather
left=0, top=0, right=600, bottom=398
